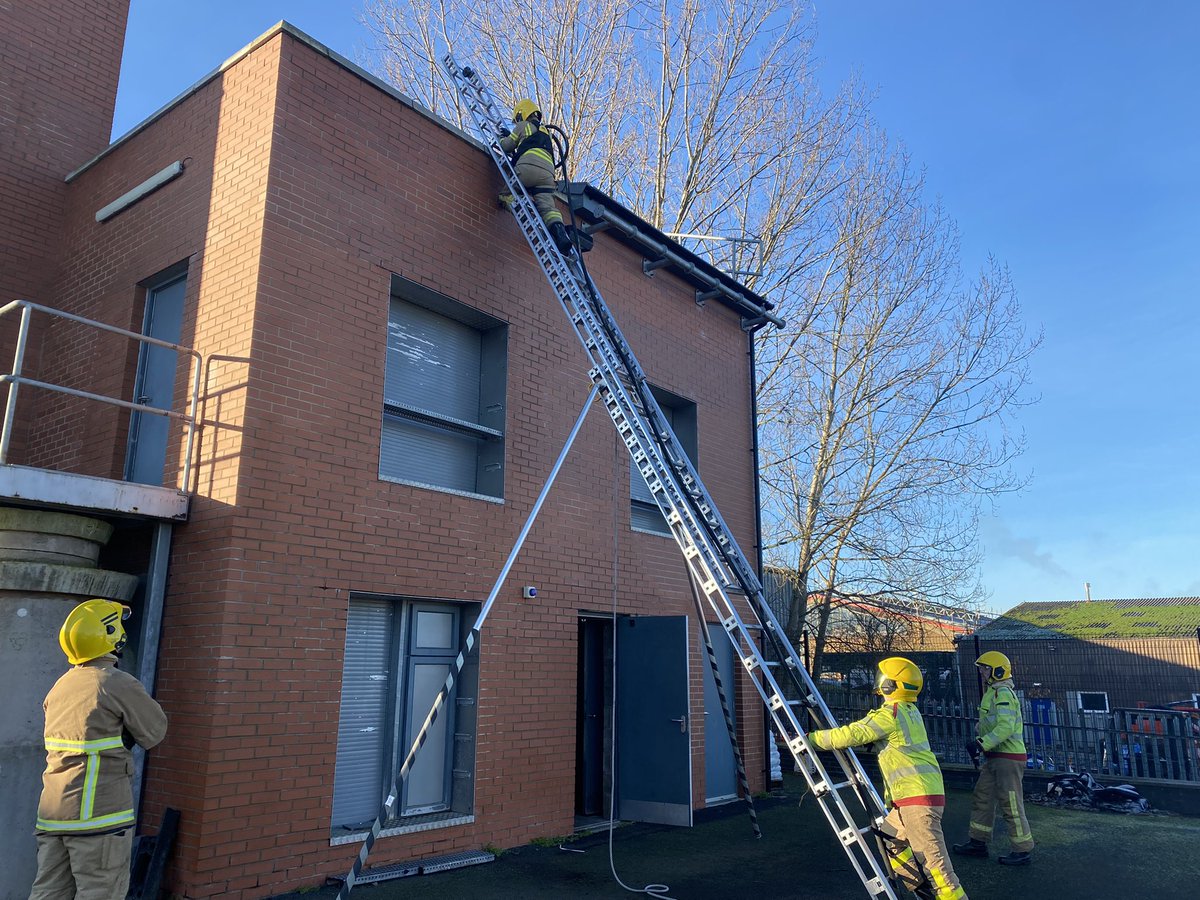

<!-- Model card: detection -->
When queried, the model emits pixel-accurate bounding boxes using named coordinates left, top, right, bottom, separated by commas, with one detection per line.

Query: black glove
left=965, top=738, right=983, bottom=764
left=496, top=125, right=511, bottom=138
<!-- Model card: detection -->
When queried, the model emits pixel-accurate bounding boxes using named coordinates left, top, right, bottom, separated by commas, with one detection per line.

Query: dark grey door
left=125, top=274, right=186, bottom=485
left=616, top=615, right=692, bottom=826
left=702, top=628, right=738, bottom=802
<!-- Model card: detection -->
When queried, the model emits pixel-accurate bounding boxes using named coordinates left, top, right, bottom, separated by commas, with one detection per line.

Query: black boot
left=998, top=850, right=1032, bottom=866
left=567, top=225, right=593, bottom=253
left=549, top=222, right=573, bottom=253
left=952, top=838, right=988, bottom=858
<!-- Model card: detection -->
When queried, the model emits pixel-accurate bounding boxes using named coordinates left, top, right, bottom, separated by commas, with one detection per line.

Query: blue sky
left=112, top=2, right=1200, bottom=613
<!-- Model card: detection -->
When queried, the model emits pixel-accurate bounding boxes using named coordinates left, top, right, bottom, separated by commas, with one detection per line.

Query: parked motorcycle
left=1044, top=770, right=1149, bottom=812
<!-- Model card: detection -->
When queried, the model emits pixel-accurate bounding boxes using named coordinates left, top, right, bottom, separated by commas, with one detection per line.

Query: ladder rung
left=838, top=825, right=872, bottom=846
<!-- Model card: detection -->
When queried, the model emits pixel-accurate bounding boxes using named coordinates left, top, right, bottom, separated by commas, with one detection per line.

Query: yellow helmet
left=59, top=600, right=131, bottom=665
left=875, top=656, right=923, bottom=703
left=976, top=650, right=1012, bottom=684
left=512, top=99, right=540, bottom=123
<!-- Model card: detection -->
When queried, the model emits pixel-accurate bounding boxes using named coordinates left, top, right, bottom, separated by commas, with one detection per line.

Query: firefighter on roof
left=498, top=98, right=574, bottom=253
left=809, top=657, right=967, bottom=900
left=29, top=599, right=168, bottom=900
left=953, top=650, right=1034, bottom=865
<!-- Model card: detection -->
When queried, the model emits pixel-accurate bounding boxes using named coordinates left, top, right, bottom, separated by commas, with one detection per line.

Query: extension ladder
left=443, top=56, right=906, bottom=900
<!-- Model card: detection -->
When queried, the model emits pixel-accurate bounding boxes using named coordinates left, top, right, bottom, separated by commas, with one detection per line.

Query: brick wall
left=959, top=637, right=1200, bottom=708
left=0, top=0, right=130, bottom=460
left=35, top=27, right=766, bottom=898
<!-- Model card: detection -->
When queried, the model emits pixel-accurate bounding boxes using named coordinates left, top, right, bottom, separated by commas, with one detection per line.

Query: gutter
left=565, top=184, right=786, bottom=330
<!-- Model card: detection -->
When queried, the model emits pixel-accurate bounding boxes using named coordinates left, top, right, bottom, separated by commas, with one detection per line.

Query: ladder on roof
left=442, top=56, right=905, bottom=900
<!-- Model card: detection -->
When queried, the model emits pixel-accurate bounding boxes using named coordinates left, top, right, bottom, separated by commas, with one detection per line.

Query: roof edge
left=65, top=22, right=782, bottom=326
left=566, top=183, right=780, bottom=326
left=68, top=21, right=481, bottom=183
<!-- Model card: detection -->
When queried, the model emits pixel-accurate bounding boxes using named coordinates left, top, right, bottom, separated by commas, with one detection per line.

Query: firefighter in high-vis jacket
left=498, top=98, right=574, bottom=253
left=953, top=651, right=1034, bottom=865
left=29, top=600, right=168, bottom=900
left=809, top=657, right=967, bottom=900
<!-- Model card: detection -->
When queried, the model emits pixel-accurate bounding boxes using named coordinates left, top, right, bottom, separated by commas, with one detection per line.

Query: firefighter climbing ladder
left=438, top=57, right=903, bottom=900
left=336, top=58, right=909, bottom=899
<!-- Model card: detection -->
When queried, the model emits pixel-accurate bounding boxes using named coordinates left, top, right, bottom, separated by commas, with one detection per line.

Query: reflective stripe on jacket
left=500, top=119, right=555, bottom=169
left=37, top=656, right=168, bottom=834
left=978, top=679, right=1027, bottom=759
left=810, top=701, right=944, bottom=806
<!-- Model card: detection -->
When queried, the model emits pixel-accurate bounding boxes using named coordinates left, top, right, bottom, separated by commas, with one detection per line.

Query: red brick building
left=2, top=10, right=774, bottom=898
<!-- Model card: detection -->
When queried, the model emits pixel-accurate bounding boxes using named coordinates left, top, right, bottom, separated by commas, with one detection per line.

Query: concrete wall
left=0, top=508, right=137, bottom=899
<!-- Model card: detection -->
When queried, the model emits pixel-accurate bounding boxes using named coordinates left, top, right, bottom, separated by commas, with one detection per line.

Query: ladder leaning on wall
left=437, top=58, right=909, bottom=900
left=335, top=57, right=918, bottom=900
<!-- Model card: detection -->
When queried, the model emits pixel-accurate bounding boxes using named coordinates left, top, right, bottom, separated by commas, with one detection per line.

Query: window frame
left=1076, top=690, right=1110, bottom=713
left=330, top=593, right=479, bottom=840
left=630, top=385, right=698, bottom=537
left=380, top=274, right=507, bottom=501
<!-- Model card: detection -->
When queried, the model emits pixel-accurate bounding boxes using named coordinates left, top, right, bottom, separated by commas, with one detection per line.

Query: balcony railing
left=0, top=299, right=202, bottom=492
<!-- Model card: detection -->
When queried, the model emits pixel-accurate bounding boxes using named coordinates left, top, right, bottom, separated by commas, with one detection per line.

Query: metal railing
left=822, top=689, right=1200, bottom=784
left=0, top=299, right=202, bottom=491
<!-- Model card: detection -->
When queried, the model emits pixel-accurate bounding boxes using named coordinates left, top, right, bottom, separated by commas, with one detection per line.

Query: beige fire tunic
left=36, top=655, right=167, bottom=834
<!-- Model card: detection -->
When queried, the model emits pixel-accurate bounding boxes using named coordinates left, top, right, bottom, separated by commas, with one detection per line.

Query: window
left=330, top=594, right=479, bottom=836
left=380, top=275, right=507, bottom=499
left=1076, top=691, right=1110, bottom=713
left=630, top=386, right=698, bottom=535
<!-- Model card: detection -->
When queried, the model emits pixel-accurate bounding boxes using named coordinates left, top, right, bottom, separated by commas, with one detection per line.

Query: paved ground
left=277, top=774, right=1199, bottom=899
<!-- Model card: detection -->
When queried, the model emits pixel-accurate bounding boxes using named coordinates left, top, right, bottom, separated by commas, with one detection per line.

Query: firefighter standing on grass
left=497, top=98, right=574, bottom=253
left=29, top=600, right=168, bottom=900
left=809, top=657, right=967, bottom=900
left=953, top=651, right=1035, bottom=865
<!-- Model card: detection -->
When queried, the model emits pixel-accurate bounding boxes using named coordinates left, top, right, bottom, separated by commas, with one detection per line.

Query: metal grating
left=339, top=850, right=494, bottom=886
left=350, top=862, right=419, bottom=885
left=420, top=850, right=495, bottom=874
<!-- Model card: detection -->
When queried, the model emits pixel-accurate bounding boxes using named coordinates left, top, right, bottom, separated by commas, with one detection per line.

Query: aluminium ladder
left=443, top=56, right=908, bottom=900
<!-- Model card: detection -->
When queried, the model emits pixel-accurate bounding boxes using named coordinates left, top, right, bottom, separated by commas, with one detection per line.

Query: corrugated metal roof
left=978, top=598, right=1200, bottom=640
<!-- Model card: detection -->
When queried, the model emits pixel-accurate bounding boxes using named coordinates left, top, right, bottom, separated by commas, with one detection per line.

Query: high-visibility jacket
left=810, top=701, right=945, bottom=807
left=37, top=655, right=167, bottom=834
left=978, top=678, right=1027, bottom=760
left=500, top=119, right=555, bottom=171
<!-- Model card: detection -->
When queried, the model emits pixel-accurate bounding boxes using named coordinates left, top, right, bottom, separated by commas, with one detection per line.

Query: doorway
left=575, top=614, right=694, bottom=827
left=575, top=615, right=613, bottom=822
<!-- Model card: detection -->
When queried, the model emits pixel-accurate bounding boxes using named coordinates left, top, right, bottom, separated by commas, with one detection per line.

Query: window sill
left=631, top=524, right=674, bottom=539
left=380, top=474, right=504, bottom=504
left=330, top=812, right=475, bottom=846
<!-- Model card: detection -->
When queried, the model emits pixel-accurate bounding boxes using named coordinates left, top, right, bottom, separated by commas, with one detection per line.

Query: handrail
left=0, top=299, right=203, bottom=492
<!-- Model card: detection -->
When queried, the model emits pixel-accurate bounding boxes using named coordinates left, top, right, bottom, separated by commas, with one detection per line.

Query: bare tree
left=361, top=0, right=856, bottom=242
left=360, top=0, right=1039, bottom=676
left=756, top=125, right=1038, bottom=673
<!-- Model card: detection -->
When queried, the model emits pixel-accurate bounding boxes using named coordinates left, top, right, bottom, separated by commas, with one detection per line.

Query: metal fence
left=820, top=688, right=1200, bottom=784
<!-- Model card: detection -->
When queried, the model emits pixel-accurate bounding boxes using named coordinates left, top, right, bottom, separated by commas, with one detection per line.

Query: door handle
left=670, top=714, right=688, bottom=734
